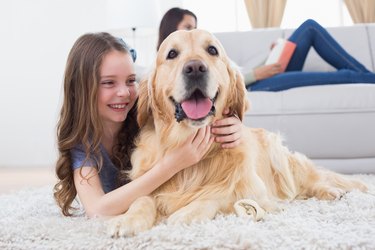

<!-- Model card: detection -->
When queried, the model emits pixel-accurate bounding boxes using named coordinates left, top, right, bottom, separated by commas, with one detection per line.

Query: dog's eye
left=207, top=46, right=218, bottom=56
left=167, top=49, right=178, bottom=60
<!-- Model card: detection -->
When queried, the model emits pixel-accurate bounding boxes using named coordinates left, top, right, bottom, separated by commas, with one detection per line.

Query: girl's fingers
left=212, top=118, right=234, bottom=128
left=212, top=117, right=241, bottom=136
left=197, top=126, right=211, bottom=148
left=191, top=127, right=205, bottom=145
left=192, top=126, right=211, bottom=147
left=198, top=131, right=214, bottom=155
left=204, top=125, right=212, bottom=144
left=220, top=139, right=240, bottom=149
left=202, top=136, right=215, bottom=154
left=212, top=124, right=238, bottom=136
left=215, top=131, right=241, bottom=144
left=213, top=116, right=240, bottom=127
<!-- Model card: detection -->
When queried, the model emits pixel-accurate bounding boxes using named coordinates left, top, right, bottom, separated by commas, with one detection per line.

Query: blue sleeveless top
left=70, top=144, right=120, bottom=193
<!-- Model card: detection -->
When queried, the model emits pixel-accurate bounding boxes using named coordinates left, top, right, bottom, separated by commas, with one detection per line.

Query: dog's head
left=138, top=29, right=248, bottom=129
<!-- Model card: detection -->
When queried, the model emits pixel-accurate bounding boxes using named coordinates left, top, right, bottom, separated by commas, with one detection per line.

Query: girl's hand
left=254, top=63, right=282, bottom=80
left=211, top=108, right=243, bottom=149
left=165, top=126, right=214, bottom=173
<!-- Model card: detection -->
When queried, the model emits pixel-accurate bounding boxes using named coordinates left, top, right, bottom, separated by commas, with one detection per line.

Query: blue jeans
left=249, top=19, right=375, bottom=91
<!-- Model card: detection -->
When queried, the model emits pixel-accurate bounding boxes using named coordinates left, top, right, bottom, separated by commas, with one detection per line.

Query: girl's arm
left=74, top=126, right=214, bottom=217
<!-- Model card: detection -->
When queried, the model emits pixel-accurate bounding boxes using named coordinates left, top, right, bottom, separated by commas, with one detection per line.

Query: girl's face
left=177, top=14, right=197, bottom=31
left=98, top=50, right=138, bottom=130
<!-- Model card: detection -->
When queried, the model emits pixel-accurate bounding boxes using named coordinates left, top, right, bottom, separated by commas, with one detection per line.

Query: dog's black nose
left=183, top=60, right=207, bottom=78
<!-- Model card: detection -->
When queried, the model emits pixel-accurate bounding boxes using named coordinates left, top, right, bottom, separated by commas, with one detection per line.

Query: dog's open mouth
left=171, top=90, right=217, bottom=122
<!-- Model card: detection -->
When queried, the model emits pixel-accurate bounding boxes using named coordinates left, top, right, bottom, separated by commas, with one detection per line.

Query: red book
left=265, top=38, right=296, bottom=72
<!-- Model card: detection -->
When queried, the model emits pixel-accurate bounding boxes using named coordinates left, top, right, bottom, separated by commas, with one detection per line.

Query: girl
left=54, top=32, right=243, bottom=217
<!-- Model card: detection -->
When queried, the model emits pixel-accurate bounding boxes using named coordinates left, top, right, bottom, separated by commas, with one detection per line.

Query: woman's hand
left=165, top=126, right=214, bottom=173
left=254, top=63, right=282, bottom=81
left=211, top=108, right=243, bottom=149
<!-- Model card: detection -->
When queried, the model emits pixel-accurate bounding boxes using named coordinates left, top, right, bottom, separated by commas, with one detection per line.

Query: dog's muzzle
left=170, top=59, right=218, bottom=123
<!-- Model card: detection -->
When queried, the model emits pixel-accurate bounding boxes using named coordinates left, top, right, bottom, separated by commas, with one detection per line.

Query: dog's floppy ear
left=226, top=63, right=249, bottom=121
left=137, top=70, right=155, bottom=128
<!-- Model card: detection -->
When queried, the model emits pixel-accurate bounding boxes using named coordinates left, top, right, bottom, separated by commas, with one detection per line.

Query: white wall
left=0, top=0, right=117, bottom=168
left=0, top=0, right=178, bottom=169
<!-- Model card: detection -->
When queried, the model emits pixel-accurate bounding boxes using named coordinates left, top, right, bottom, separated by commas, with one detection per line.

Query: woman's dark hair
left=157, top=7, right=197, bottom=51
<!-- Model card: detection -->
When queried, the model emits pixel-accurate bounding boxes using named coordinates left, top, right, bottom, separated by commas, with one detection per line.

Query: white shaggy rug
left=1, top=174, right=375, bottom=250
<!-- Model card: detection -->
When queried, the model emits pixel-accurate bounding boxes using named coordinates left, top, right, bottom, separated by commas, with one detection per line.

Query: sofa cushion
left=245, top=84, right=375, bottom=159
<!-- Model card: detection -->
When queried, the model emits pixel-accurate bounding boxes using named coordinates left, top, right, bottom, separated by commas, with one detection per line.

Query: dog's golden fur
left=109, top=29, right=367, bottom=237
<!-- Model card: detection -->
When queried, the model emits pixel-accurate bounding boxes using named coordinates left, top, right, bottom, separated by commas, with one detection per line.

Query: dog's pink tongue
left=181, top=97, right=212, bottom=120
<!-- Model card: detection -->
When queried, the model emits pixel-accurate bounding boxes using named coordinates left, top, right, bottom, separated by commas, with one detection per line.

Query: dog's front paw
left=167, top=201, right=218, bottom=225
left=315, top=187, right=346, bottom=200
left=167, top=208, right=204, bottom=225
left=107, top=214, right=153, bottom=238
left=166, top=200, right=219, bottom=226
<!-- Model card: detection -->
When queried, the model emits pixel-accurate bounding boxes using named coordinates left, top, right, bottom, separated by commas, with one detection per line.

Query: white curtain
left=244, top=0, right=287, bottom=28
left=344, top=0, right=375, bottom=23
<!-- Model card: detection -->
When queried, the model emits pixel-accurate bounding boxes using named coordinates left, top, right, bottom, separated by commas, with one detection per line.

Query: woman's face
left=97, top=50, right=138, bottom=130
left=177, top=14, right=197, bottom=31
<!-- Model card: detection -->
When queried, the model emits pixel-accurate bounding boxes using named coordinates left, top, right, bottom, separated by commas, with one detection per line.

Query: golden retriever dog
left=108, top=29, right=367, bottom=237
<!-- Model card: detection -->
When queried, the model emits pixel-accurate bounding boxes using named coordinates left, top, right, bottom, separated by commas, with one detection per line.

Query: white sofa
left=215, top=24, right=375, bottom=174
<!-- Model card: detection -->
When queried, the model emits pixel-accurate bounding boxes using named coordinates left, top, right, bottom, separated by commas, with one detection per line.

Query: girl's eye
left=167, top=49, right=178, bottom=60
left=101, top=81, right=114, bottom=86
left=127, top=79, right=137, bottom=86
left=207, top=46, right=218, bottom=56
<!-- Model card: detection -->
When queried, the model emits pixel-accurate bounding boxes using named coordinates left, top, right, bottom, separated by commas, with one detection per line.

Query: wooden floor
left=0, top=167, right=57, bottom=194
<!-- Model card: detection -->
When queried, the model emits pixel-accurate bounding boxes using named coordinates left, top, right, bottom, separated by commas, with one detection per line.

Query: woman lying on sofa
left=158, top=8, right=375, bottom=91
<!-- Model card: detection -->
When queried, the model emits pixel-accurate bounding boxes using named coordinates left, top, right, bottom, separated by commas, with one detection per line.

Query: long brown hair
left=157, top=7, right=197, bottom=51
left=54, top=32, right=139, bottom=216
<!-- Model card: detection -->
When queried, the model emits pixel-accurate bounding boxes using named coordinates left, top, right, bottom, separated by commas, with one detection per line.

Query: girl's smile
left=108, top=102, right=130, bottom=111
